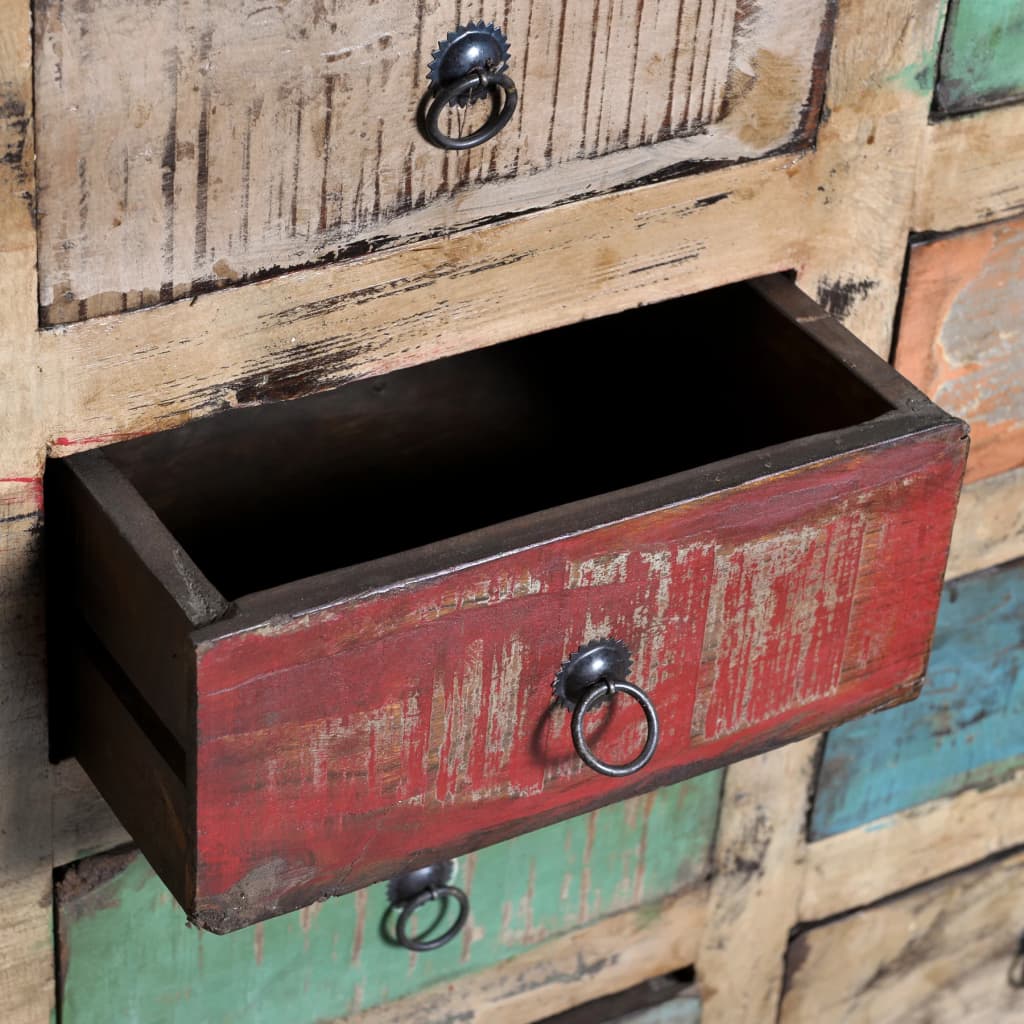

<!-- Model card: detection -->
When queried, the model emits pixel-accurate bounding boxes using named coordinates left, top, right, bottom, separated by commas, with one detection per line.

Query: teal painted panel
left=58, top=774, right=720, bottom=1024
left=614, top=995, right=701, bottom=1024
left=811, top=559, right=1024, bottom=839
left=936, top=0, right=1024, bottom=114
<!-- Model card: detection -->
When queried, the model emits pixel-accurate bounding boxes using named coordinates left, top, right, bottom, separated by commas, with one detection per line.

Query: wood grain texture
left=811, top=559, right=1024, bottom=838
left=0, top=0, right=53, bottom=1020
left=187, top=423, right=964, bottom=930
left=697, top=738, right=819, bottom=1024
left=35, top=0, right=949, bottom=464
left=801, top=766, right=1024, bottom=923
left=783, top=850, right=1024, bottom=1023
left=0, top=0, right=998, bottom=1015
left=947, top=465, right=1024, bottom=580
left=914, top=103, right=1024, bottom=234
left=52, top=760, right=129, bottom=868
left=935, top=0, right=1024, bottom=115
left=56, top=776, right=719, bottom=1024
left=0, top=484, right=54, bottom=1024
left=896, top=217, right=1024, bottom=485
left=34, top=0, right=833, bottom=324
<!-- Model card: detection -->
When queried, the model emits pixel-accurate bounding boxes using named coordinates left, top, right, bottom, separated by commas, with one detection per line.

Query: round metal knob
left=386, top=861, right=469, bottom=953
left=421, top=22, right=518, bottom=151
left=553, top=639, right=661, bottom=778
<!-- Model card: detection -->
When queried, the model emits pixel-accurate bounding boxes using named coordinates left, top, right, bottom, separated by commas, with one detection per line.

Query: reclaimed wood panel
left=810, top=558, right=1024, bottom=839
left=914, top=103, right=1024, bottom=235
left=189, top=423, right=964, bottom=930
left=895, top=216, right=1024, bottom=485
left=33, top=0, right=834, bottom=325
left=947, top=465, right=1024, bottom=580
left=802, top=766, right=1024, bottom=923
left=935, top=0, right=1024, bottom=116
left=781, top=849, right=1024, bottom=1023
left=56, top=775, right=719, bottom=1024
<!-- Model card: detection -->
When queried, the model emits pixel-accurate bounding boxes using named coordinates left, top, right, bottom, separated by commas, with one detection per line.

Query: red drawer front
left=192, top=424, right=964, bottom=930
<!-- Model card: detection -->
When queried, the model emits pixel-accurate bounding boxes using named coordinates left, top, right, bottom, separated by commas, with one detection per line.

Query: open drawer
left=47, top=276, right=968, bottom=932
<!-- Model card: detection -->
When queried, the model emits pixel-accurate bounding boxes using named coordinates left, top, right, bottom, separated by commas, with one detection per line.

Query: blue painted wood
left=810, top=559, right=1024, bottom=839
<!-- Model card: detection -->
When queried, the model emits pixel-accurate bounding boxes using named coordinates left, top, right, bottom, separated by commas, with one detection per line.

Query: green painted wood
left=57, top=774, right=721, bottom=1024
left=611, top=995, right=701, bottom=1024
left=936, top=0, right=1024, bottom=114
left=810, top=559, right=1024, bottom=839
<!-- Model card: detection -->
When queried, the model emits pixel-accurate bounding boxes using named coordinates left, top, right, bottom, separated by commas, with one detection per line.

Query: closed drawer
left=810, top=557, right=1024, bottom=840
left=34, top=0, right=834, bottom=324
left=935, top=0, right=1024, bottom=116
left=56, top=777, right=718, bottom=1024
left=48, top=275, right=968, bottom=932
left=895, top=215, right=1024, bottom=487
left=781, top=849, right=1024, bottom=1023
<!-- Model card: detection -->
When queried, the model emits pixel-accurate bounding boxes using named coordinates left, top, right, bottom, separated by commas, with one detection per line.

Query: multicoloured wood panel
left=895, top=216, right=1024, bottom=485
left=57, top=776, right=719, bottom=1024
left=192, top=426, right=965, bottom=930
left=780, top=848, right=1024, bottom=1023
left=810, top=558, right=1024, bottom=839
left=935, top=0, right=1024, bottom=115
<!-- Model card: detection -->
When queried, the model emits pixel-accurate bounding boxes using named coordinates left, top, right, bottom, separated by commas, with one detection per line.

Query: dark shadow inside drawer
left=104, top=282, right=893, bottom=600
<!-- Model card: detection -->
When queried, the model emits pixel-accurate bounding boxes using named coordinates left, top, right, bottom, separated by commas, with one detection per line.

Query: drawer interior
left=104, top=283, right=893, bottom=600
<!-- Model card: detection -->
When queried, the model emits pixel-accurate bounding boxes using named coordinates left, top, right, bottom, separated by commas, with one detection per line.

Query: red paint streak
left=190, top=426, right=967, bottom=926
left=52, top=432, right=147, bottom=448
left=1, top=476, right=44, bottom=509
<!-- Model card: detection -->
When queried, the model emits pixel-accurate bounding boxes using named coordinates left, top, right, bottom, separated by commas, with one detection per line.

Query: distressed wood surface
left=52, top=760, right=129, bottom=868
left=698, top=739, right=819, bottom=1024
left=0, top=0, right=1010, bottom=1017
left=947, top=465, right=1024, bottom=580
left=187, top=425, right=963, bottom=930
left=811, top=559, right=1024, bottom=838
left=540, top=977, right=701, bottom=1024
left=57, top=776, right=719, bottom=1024
left=935, top=0, right=1024, bottom=115
left=895, top=217, right=1024, bottom=485
left=38, top=0, right=953, bottom=458
left=34, top=0, right=833, bottom=325
left=914, top=103, right=1024, bottom=234
left=0, top=486, right=53, bottom=1024
left=0, top=0, right=53, bottom=1020
left=782, top=850, right=1024, bottom=1023
left=801, top=766, right=1024, bottom=923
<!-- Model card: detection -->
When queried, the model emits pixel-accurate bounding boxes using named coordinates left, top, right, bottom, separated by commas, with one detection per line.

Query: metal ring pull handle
left=421, top=22, right=517, bottom=151
left=422, top=71, right=518, bottom=150
left=386, top=861, right=469, bottom=953
left=396, top=885, right=470, bottom=952
left=571, top=680, right=660, bottom=777
left=553, top=638, right=661, bottom=778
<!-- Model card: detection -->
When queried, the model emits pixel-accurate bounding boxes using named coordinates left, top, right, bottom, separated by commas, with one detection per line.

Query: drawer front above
left=34, top=0, right=833, bottom=324
left=50, top=277, right=968, bottom=932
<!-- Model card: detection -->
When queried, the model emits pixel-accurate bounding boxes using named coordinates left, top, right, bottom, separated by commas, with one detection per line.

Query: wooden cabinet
left=3, top=0, right=1024, bottom=1020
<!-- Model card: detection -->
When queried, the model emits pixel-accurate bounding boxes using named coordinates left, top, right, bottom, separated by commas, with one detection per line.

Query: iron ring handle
left=422, top=70, right=518, bottom=151
left=570, top=680, right=660, bottom=778
left=395, top=884, right=470, bottom=952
